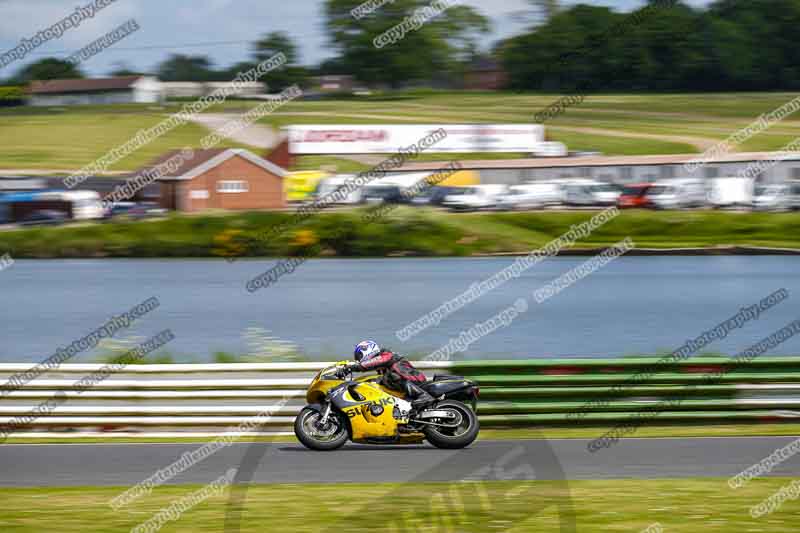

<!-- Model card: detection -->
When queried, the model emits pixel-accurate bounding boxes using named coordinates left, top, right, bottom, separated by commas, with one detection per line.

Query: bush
left=0, top=86, right=25, bottom=107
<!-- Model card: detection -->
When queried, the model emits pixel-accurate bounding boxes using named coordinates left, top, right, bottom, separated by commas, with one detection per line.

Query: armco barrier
left=1, top=358, right=799, bottom=438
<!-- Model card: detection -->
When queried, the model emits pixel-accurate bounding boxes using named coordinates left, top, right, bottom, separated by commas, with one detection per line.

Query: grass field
left=0, top=208, right=798, bottom=258
left=0, top=104, right=255, bottom=172
left=3, top=92, right=800, bottom=172
left=0, top=478, right=794, bottom=532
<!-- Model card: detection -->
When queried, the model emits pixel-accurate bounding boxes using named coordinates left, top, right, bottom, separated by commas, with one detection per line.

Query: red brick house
left=140, top=148, right=287, bottom=212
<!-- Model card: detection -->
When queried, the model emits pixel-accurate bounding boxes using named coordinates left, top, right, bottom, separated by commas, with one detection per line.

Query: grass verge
left=0, top=478, right=794, bottom=532
left=0, top=209, right=798, bottom=258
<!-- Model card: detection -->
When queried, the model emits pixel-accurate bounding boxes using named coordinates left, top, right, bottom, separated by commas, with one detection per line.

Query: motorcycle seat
left=431, top=374, right=463, bottom=381
left=420, top=378, right=472, bottom=396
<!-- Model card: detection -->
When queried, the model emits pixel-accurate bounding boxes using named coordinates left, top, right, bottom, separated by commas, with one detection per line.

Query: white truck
left=708, top=177, right=754, bottom=208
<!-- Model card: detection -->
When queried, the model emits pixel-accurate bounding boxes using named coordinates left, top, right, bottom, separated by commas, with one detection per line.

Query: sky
left=0, top=0, right=714, bottom=78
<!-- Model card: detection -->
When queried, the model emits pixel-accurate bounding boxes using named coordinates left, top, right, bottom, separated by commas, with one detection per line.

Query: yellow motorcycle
left=294, top=362, right=480, bottom=450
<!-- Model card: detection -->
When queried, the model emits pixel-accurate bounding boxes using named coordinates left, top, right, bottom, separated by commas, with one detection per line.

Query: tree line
left=4, top=0, right=800, bottom=92
left=504, top=0, right=800, bottom=92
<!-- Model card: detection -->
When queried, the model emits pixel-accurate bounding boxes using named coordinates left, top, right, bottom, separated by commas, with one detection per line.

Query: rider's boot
left=406, top=381, right=436, bottom=411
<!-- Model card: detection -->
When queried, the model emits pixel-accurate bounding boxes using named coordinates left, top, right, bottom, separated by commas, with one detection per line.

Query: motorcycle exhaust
left=408, top=418, right=462, bottom=428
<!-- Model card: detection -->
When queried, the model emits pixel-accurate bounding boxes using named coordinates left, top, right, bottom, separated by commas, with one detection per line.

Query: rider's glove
left=335, top=363, right=355, bottom=378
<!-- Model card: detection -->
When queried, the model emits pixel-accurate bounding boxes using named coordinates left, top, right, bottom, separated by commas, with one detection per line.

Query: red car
left=617, top=183, right=655, bottom=209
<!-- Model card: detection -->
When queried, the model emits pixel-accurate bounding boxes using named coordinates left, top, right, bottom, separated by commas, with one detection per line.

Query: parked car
left=363, top=173, right=439, bottom=204
left=617, top=183, right=655, bottom=209
left=410, top=186, right=452, bottom=206
left=708, top=177, right=754, bottom=208
left=589, top=182, right=623, bottom=206
left=2, top=189, right=104, bottom=222
left=442, top=185, right=508, bottom=211
left=19, top=209, right=68, bottom=226
left=362, top=184, right=406, bottom=204
left=563, top=180, right=621, bottom=207
left=752, top=184, right=791, bottom=211
left=107, top=201, right=137, bottom=218
left=646, top=179, right=707, bottom=209
left=788, top=181, right=800, bottom=210
left=497, top=182, right=564, bottom=210
left=314, top=176, right=364, bottom=205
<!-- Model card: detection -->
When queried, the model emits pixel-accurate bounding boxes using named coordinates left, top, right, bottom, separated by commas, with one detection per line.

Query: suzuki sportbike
left=294, top=362, right=480, bottom=450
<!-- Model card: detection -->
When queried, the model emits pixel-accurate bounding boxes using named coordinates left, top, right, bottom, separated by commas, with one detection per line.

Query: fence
left=1, top=358, right=799, bottom=438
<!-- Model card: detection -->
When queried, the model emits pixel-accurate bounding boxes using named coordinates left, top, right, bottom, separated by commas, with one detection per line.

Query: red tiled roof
left=29, top=76, right=143, bottom=95
left=133, top=149, right=229, bottom=178
left=133, top=148, right=287, bottom=180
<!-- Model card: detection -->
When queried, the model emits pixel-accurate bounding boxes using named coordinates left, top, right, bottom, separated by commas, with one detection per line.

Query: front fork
left=318, top=402, right=332, bottom=426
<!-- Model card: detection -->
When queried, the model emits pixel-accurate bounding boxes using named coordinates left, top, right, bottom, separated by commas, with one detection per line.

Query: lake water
left=1, top=256, right=798, bottom=362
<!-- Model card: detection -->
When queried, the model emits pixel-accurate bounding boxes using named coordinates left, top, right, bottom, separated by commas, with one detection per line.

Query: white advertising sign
left=287, top=124, right=545, bottom=154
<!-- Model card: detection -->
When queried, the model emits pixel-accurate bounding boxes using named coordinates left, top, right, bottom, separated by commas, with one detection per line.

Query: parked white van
left=562, top=179, right=621, bottom=206
left=442, top=184, right=508, bottom=211
left=497, top=182, right=564, bottom=210
left=708, top=177, right=754, bottom=208
left=37, top=190, right=105, bottom=220
left=314, top=176, right=364, bottom=205
left=647, top=179, right=707, bottom=209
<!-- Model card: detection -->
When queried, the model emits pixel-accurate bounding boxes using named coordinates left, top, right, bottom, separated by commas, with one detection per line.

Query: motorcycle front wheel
left=423, top=400, right=480, bottom=449
left=294, top=406, right=349, bottom=451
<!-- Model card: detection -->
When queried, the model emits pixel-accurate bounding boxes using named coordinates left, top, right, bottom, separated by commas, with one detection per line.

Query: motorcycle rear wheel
left=294, top=406, right=349, bottom=451
left=423, top=400, right=479, bottom=449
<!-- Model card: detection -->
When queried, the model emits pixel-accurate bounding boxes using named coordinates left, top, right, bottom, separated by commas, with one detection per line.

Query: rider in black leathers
left=343, top=340, right=435, bottom=409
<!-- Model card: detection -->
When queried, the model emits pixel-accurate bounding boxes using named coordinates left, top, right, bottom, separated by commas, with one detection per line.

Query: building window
left=704, top=167, right=719, bottom=179
left=792, top=168, right=800, bottom=180
left=217, top=180, right=249, bottom=193
left=620, top=167, right=633, bottom=181
left=661, top=166, right=675, bottom=179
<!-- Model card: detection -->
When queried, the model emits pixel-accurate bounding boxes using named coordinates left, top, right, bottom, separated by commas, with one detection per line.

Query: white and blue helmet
left=354, top=340, right=381, bottom=362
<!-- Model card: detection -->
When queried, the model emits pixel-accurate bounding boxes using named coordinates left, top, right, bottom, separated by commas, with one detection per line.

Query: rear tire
left=423, top=400, right=480, bottom=449
left=294, top=406, right=349, bottom=451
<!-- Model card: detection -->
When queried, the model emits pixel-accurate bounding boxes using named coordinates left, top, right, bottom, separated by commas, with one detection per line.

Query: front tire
left=294, top=406, right=349, bottom=451
left=423, top=400, right=480, bottom=449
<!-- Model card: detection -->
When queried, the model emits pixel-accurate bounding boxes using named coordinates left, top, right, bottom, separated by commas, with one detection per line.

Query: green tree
left=504, top=0, right=800, bottom=92
left=0, top=86, right=25, bottom=107
left=254, top=31, right=299, bottom=65
left=13, top=58, right=84, bottom=83
left=110, top=62, right=145, bottom=77
left=252, top=31, right=306, bottom=91
left=705, top=0, right=800, bottom=90
left=324, top=0, right=490, bottom=87
left=156, top=54, right=215, bottom=81
left=504, top=1, right=708, bottom=92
